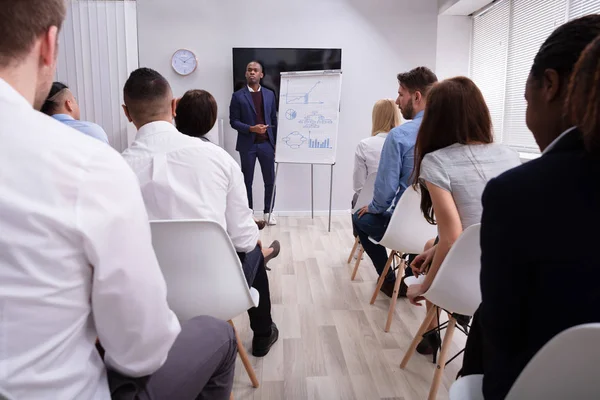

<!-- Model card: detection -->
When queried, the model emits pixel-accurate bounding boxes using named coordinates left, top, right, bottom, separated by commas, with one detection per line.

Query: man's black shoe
left=252, top=323, right=279, bottom=357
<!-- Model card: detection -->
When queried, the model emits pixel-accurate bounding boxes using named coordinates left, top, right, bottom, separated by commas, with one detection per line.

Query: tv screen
left=232, top=48, right=342, bottom=109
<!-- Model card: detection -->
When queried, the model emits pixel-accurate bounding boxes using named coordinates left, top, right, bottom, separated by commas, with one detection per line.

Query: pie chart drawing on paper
left=285, top=109, right=297, bottom=120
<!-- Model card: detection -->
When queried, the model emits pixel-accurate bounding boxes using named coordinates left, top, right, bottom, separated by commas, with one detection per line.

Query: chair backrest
left=425, top=223, right=481, bottom=316
left=352, top=173, right=378, bottom=213
left=378, top=185, right=438, bottom=254
left=506, top=323, right=600, bottom=400
left=150, top=219, right=256, bottom=322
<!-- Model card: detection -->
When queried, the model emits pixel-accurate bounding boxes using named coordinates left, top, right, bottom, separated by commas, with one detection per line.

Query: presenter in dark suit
left=460, top=15, right=600, bottom=400
left=230, top=61, right=278, bottom=225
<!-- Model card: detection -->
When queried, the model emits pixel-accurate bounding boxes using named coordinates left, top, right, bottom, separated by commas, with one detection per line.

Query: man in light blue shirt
left=41, top=82, right=109, bottom=144
left=353, top=67, right=437, bottom=298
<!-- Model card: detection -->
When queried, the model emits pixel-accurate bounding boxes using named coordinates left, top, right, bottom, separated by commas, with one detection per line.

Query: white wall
left=435, top=15, right=472, bottom=80
left=137, top=0, right=439, bottom=215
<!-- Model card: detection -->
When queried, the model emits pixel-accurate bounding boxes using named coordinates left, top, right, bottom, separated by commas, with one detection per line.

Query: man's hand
left=250, top=124, right=269, bottom=134
left=357, top=205, right=370, bottom=218
left=410, top=244, right=436, bottom=276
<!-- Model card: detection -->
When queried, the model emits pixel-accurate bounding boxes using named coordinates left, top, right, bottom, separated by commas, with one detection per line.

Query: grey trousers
left=108, top=315, right=237, bottom=400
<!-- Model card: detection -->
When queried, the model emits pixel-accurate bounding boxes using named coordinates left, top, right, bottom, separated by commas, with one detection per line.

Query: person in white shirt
left=352, top=98, right=402, bottom=207
left=0, top=2, right=236, bottom=399
left=121, top=69, right=280, bottom=357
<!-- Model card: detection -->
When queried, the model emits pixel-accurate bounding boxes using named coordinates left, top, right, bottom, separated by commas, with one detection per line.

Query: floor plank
left=232, top=216, right=466, bottom=400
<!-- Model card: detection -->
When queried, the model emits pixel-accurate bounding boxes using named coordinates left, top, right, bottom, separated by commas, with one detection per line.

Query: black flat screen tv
left=232, top=47, right=342, bottom=109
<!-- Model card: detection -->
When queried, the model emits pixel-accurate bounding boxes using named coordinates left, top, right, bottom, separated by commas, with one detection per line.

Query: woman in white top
left=352, top=99, right=401, bottom=206
left=406, top=77, right=521, bottom=358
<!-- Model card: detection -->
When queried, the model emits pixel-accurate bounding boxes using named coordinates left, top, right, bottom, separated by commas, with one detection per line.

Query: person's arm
left=480, top=177, right=529, bottom=400
left=77, top=149, right=181, bottom=377
left=353, top=142, right=368, bottom=194
left=418, top=181, right=462, bottom=290
left=225, top=157, right=260, bottom=253
left=229, top=93, right=252, bottom=134
left=87, top=123, right=110, bottom=145
left=368, top=130, right=403, bottom=214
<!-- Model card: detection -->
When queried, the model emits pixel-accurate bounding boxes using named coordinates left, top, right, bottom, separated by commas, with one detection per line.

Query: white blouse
left=353, top=132, right=388, bottom=195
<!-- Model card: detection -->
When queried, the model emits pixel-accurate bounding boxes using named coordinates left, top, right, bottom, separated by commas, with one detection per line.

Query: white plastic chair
left=150, top=219, right=260, bottom=389
left=368, top=186, right=438, bottom=332
left=449, top=323, right=600, bottom=400
left=400, top=223, right=482, bottom=400
left=348, top=172, right=377, bottom=279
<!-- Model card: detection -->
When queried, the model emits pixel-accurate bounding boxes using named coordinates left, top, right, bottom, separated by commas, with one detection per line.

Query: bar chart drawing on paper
left=308, top=134, right=332, bottom=149
left=283, top=79, right=324, bottom=105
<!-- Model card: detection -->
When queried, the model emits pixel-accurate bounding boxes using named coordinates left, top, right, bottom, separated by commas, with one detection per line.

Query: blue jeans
left=352, top=211, right=396, bottom=283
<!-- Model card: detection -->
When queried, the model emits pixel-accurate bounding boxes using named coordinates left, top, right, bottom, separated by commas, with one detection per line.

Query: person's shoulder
left=389, top=122, right=416, bottom=141
left=262, top=86, right=276, bottom=95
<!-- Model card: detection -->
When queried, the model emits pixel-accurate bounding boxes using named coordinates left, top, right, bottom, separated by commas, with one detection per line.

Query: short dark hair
left=530, top=15, right=600, bottom=84
left=41, top=81, right=69, bottom=115
left=123, top=68, right=172, bottom=122
left=567, top=35, right=600, bottom=155
left=247, top=60, right=264, bottom=72
left=0, top=0, right=66, bottom=67
left=175, top=90, right=218, bottom=138
left=413, top=77, right=493, bottom=224
left=397, top=67, right=438, bottom=96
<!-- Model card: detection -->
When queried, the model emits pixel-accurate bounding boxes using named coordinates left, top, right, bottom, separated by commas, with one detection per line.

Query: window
left=471, top=0, right=600, bottom=153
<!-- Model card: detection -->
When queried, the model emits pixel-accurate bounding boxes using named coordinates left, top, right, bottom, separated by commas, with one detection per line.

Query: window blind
left=471, top=0, right=510, bottom=143
left=502, top=0, right=566, bottom=152
left=568, top=0, right=600, bottom=19
left=56, top=0, right=139, bottom=152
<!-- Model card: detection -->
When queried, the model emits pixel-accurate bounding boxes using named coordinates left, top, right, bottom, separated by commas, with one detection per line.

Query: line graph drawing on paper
left=282, top=79, right=324, bottom=104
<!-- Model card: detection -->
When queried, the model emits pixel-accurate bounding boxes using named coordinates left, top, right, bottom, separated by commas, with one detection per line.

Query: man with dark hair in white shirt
left=122, top=68, right=279, bottom=357
left=0, top=1, right=236, bottom=399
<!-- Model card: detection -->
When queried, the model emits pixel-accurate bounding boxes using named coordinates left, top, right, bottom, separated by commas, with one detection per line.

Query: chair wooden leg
left=427, top=317, right=457, bottom=400
left=370, top=251, right=396, bottom=304
left=350, top=246, right=365, bottom=281
left=347, top=237, right=359, bottom=264
left=384, top=258, right=405, bottom=332
left=228, top=320, right=260, bottom=388
left=400, top=305, right=438, bottom=369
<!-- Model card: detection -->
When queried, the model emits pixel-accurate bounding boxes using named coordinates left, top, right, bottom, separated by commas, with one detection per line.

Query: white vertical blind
left=503, top=0, right=566, bottom=152
left=569, top=0, right=600, bottom=19
left=471, top=0, right=600, bottom=154
left=470, top=0, right=510, bottom=142
left=56, top=0, right=139, bottom=152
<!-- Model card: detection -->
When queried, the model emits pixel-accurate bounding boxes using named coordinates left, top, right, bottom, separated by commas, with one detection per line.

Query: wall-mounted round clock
left=171, top=49, right=198, bottom=76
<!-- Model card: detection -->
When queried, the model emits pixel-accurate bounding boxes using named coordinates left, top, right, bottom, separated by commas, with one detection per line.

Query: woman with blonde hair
left=352, top=99, right=401, bottom=205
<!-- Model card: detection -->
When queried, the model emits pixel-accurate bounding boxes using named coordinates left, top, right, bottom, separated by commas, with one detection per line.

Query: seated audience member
left=0, top=2, right=236, bottom=400
left=41, top=81, right=110, bottom=144
left=462, top=16, right=600, bottom=400
left=176, top=90, right=268, bottom=231
left=122, top=73, right=279, bottom=357
left=405, top=77, right=521, bottom=358
left=353, top=67, right=438, bottom=297
left=352, top=98, right=401, bottom=208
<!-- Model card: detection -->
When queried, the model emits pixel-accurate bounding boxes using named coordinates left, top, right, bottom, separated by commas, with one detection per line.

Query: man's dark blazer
left=478, top=128, right=600, bottom=399
left=229, top=86, right=277, bottom=152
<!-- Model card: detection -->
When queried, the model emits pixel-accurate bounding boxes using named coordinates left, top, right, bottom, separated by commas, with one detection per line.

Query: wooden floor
left=232, top=216, right=466, bottom=400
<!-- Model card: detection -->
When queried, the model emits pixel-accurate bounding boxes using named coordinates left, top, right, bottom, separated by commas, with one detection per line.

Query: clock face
left=172, top=49, right=197, bottom=76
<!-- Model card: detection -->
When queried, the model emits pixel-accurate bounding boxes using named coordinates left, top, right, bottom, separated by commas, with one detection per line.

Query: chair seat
left=368, top=236, right=380, bottom=245
left=404, top=275, right=426, bottom=286
left=249, top=288, right=260, bottom=308
left=449, top=375, right=484, bottom=400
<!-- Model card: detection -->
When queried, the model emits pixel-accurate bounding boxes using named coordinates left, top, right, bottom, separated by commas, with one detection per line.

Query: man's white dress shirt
left=0, top=78, right=180, bottom=399
left=122, top=121, right=259, bottom=253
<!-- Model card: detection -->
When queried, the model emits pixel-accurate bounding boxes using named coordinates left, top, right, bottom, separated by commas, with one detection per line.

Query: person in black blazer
left=460, top=15, right=600, bottom=400
left=229, top=61, right=278, bottom=225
